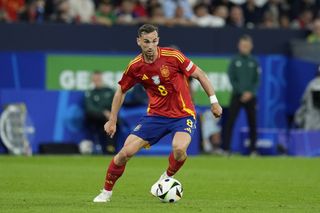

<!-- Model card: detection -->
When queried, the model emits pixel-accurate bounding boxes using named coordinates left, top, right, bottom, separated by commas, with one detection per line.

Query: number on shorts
left=186, top=119, right=193, bottom=128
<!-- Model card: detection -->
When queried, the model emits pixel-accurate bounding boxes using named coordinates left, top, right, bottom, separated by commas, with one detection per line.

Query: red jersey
left=118, top=47, right=197, bottom=118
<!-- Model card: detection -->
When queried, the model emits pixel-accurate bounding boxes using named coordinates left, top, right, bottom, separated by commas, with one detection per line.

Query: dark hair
left=138, top=24, right=158, bottom=37
left=93, top=70, right=102, bottom=75
left=239, top=34, right=253, bottom=43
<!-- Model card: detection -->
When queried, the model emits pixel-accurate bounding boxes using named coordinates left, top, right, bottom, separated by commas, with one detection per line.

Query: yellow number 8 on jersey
left=158, top=85, right=168, bottom=96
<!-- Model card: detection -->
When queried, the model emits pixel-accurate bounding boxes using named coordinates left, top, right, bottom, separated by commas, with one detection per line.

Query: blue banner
left=0, top=52, right=317, bottom=154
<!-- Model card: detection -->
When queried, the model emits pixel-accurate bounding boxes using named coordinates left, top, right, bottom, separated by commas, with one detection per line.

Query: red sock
left=166, top=152, right=186, bottom=176
left=104, top=158, right=126, bottom=191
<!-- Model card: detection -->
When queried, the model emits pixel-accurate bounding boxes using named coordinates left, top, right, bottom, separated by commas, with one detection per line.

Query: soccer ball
left=155, top=177, right=183, bottom=203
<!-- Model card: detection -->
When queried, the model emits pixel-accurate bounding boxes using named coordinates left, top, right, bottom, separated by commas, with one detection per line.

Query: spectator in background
left=68, top=0, right=95, bottom=23
left=171, top=5, right=194, bottom=26
left=50, top=0, right=74, bottom=23
left=307, top=18, right=320, bottom=43
left=192, top=3, right=225, bottom=27
left=44, top=0, right=58, bottom=20
left=227, top=5, right=245, bottom=27
left=133, top=0, right=147, bottom=18
left=213, top=5, right=229, bottom=22
left=19, top=0, right=46, bottom=23
left=0, top=0, right=25, bottom=22
left=279, top=13, right=291, bottom=28
left=148, top=3, right=170, bottom=26
left=294, top=65, right=320, bottom=130
left=201, top=109, right=223, bottom=155
left=262, top=0, right=289, bottom=26
left=162, top=0, right=193, bottom=20
left=211, top=0, right=235, bottom=10
left=94, top=1, right=116, bottom=26
left=116, top=0, right=144, bottom=25
left=145, top=0, right=160, bottom=16
left=84, top=71, right=116, bottom=154
left=260, top=10, right=279, bottom=28
left=241, top=0, right=264, bottom=28
left=291, top=9, right=314, bottom=30
left=290, top=0, right=319, bottom=21
left=224, top=35, right=260, bottom=155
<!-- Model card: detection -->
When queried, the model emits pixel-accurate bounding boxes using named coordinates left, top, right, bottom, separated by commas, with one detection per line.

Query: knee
left=173, top=147, right=187, bottom=161
left=115, top=149, right=133, bottom=165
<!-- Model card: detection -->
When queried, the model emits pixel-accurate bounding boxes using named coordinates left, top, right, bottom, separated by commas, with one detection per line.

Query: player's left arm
left=191, top=66, right=222, bottom=118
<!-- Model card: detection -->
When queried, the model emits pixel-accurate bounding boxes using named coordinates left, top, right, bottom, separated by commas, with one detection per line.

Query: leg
left=86, top=113, right=106, bottom=154
left=93, top=134, right=148, bottom=202
left=244, top=97, right=257, bottom=153
left=166, top=132, right=191, bottom=176
left=105, top=134, right=148, bottom=189
left=150, top=132, right=191, bottom=196
left=223, top=95, right=242, bottom=151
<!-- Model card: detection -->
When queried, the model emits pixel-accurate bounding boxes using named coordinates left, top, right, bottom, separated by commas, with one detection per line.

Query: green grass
left=0, top=155, right=319, bottom=213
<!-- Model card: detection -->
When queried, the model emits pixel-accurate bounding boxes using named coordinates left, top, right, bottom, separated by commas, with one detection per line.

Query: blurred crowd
left=0, top=0, right=320, bottom=30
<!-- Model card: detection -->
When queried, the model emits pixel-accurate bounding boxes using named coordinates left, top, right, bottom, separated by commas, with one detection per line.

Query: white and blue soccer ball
left=155, top=177, right=183, bottom=203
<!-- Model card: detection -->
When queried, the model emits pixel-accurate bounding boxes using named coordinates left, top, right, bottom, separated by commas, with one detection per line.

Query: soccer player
left=93, top=24, right=222, bottom=202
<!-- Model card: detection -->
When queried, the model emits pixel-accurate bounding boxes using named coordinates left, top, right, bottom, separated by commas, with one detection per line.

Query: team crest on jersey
left=160, top=65, right=170, bottom=78
left=152, top=75, right=160, bottom=85
left=235, top=60, right=242, bottom=67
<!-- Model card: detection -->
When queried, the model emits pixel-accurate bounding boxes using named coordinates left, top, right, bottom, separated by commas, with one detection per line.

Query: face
left=137, top=31, right=159, bottom=57
left=215, top=6, right=228, bottom=19
left=230, top=6, right=243, bottom=22
left=92, top=73, right=104, bottom=88
left=37, top=0, right=45, bottom=7
left=100, top=4, right=112, bottom=14
left=175, top=6, right=184, bottom=18
left=238, top=39, right=253, bottom=55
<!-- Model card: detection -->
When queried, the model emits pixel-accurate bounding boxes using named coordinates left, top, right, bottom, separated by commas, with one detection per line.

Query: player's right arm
left=106, top=56, right=140, bottom=137
left=104, top=85, right=126, bottom=138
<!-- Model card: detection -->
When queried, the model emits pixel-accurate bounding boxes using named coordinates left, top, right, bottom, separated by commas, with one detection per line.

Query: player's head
left=137, top=24, right=159, bottom=57
left=91, top=71, right=104, bottom=88
left=238, top=34, right=253, bottom=55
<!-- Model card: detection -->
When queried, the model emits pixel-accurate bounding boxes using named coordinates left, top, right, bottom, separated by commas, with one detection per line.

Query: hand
left=104, top=120, right=117, bottom=138
left=211, top=103, right=222, bottom=118
left=241, top=92, right=253, bottom=103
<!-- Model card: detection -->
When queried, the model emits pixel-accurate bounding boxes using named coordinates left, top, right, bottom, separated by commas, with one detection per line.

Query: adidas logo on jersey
left=142, top=74, right=149, bottom=80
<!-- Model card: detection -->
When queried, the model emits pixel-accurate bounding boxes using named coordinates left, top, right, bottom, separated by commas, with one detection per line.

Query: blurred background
left=0, top=0, right=320, bottom=157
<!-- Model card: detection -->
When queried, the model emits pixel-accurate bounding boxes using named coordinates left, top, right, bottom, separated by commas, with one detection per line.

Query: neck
left=240, top=53, right=250, bottom=56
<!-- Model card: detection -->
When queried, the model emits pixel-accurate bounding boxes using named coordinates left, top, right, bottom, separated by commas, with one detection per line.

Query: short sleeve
left=118, top=68, right=137, bottom=93
left=177, top=51, right=196, bottom=77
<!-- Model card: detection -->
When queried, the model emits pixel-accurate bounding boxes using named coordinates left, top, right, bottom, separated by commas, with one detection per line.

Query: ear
left=137, top=37, right=140, bottom=46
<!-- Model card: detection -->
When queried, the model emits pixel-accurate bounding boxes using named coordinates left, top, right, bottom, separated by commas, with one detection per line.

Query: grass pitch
left=0, top=155, right=319, bottom=213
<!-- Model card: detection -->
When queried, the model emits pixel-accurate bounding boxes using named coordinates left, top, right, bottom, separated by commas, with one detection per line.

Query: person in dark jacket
left=224, top=34, right=260, bottom=155
left=84, top=71, right=115, bottom=154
